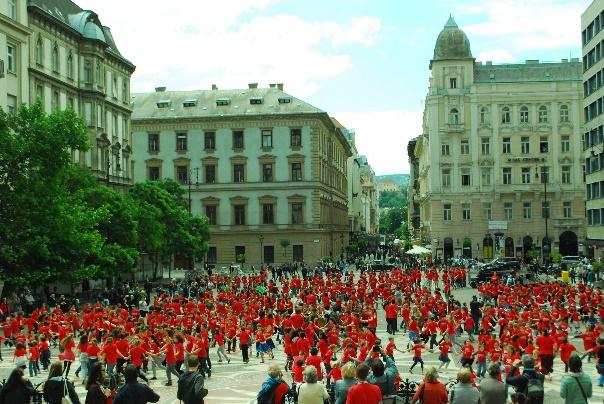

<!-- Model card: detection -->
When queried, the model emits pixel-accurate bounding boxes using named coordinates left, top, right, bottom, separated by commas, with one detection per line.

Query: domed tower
left=431, top=15, right=473, bottom=68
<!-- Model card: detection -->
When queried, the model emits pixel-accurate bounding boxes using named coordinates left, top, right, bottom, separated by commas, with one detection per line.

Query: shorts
left=439, top=354, right=450, bottom=363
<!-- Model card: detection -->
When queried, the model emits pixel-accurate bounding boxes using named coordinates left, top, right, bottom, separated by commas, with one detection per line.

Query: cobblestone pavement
left=1, top=279, right=603, bottom=403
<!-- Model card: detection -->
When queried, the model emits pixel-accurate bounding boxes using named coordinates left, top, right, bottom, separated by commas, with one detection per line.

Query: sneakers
left=227, top=358, right=231, bottom=364
left=165, top=381, right=172, bottom=386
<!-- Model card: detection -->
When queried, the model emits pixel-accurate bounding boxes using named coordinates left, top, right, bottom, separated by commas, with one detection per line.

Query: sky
left=77, top=0, right=591, bottom=175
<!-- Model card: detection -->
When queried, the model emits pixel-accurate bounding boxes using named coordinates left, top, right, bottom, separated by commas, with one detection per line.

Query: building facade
left=131, top=85, right=351, bottom=266
left=377, top=179, right=399, bottom=193
left=411, top=16, right=585, bottom=261
left=0, top=0, right=135, bottom=189
left=582, top=1, right=604, bottom=259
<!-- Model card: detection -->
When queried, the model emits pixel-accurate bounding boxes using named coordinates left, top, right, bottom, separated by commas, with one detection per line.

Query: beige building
left=410, top=16, right=585, bottom=261
left=131, top=84, right=351, bottom=266
left=377, top=179, right=399, bottom=193
left=582, top=1, right=604, bottom=259
left=0, top=0, right=135, bottom=188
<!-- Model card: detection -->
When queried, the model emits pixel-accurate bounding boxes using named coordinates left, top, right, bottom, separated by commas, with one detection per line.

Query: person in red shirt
left=27, top=340, right=39, bottom=377
left=460, top=339, right=475, bottom=368
left=237, top=327, right=251, bottom=364
left=385, top=336, right=404, bottom=361
left=160, top=336, right=180, bottom=386
left=408, top=340, right=429, bottom=374
left=558, top=336, right=577, bottom=373
left=536, top=329, right=556, bottom=378
left=437, top=335, right=453, bottom=371
left=345, top=363, right=382, bottom=404
left=384, top=300, right=398, bottom=335
left=129, top=338, right=149, bottom=382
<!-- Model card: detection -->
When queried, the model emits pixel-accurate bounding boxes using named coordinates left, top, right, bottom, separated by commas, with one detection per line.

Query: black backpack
left=257, top=381, right=288, bottom=404
left=524, top=373, right=544, bottom=404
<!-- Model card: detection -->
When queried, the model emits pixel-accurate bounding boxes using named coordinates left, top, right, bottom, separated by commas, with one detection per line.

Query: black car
left=470, top=258, right=519, bottom=287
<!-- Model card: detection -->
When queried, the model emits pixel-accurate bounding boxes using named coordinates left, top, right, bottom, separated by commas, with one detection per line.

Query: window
left=66, top=52, right=73, bottom=79
left=539, top=166, right=549, bottom=183
left=561, top=136, right=570, bottom=153
left=204, top=165, right=216, bottom=184
left=207, top=247, right=217, bottom=264
left=290, top=128, right=302, bottom=147
left=460, top=139, right=469, bottom=155
left=523, top=202, right=532, bottom=219
left=7, top=0, right=16, bottom=19
left=450, top=77, right=457, bottom=88
left=148, top=133, right=159, bottom=152
left=563, top=201, right=572, bottom=218
left=520, top=106, right=529, bottom=123
left=291, top=163, right=302, bottom=181
left=51, top=89, right=59, bottom=111
left=504, top=202, right=513, bottom=220
left=538, top=105, right=548, bottom=123
left=562, top=165, right=571, bottom=184
left=293, top=245, right=304, bottom=262
left=35, top=84, right=43, bottom=101
left=521, top=137, right=530, bottom=154
left=502, top=137, right=511, bottom=154
left=233, top=130, right=244, bottom=149
left=480, top=107, right=489, bottom=125
left=481, top=168, right=491, bottom=186
left=84, top=102, right=93, bottom=126
left=112, top=77, right=117, bottom=97
left=6, top=43, right=16, bottom=72
left=234, top=205, right=246, bottom=225
left=6, top=94, right=17, bottom=115
left=35, top=37, right=43, bottom=65
left=540, top=136, right=548, bottom=153
left=560, top=105, right=569, bottom=123
left=521, top=167, right=531, bottom=184
left=503, top=167, right=512, bottom=185
left=122, top=81, right=128, bottom=103
left=262, top=129, right=273, bottom=148
left=235, top=246, right=245, bottom=261
left=51, top=45, right=58, bottom=72
left=176, top=133, right=187, bottom=151
left=95, top=63, right=101, bottom=85
left=442, top=169, right=451, bottom=187
left=441, top=143, right=450, bottom=156
left=461, top=168, right=471, bottom=187
left=204, top=131, right=215, bottom=150
left=501, top=107, right=510, bottom=124
left=462, top=203, right=471, bottom=220
left=481, top=138, right=490, bottom=155
left=449, top=108, right=459, bottom=124
left=176, top=165, right=188, bottom=184
left=483, top=202, right=492, bottom=220
left=262, top=163, right=273, bottom=182
left=67, top=96, right=74, bottom=111
left=443, top=203, right=452, bottom=221
left=233, top=164, right=245, bottom=182
left=262, top=204, right=274, bottom=224
left=542, top=201, right=550, bottom=219
left=291, top=203, right=303, bottom=224
left=83, top=59, right=92, bottom=83
left=148, top=166, right=160, bottom=180
left=264, top=246, right=274, bottom=264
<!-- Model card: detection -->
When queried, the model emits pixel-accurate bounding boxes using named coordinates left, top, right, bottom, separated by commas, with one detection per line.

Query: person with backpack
left=177, top=356, right=208, bottom=404
left=256, top=364, right=289, bottom=404
left=505, top=355, right=545, bottom=404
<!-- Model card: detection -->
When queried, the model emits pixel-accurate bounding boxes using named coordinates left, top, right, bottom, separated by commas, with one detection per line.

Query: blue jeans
left=107, top=363, right=115, bottom=378
left=28, top=361, right=37, bottom=377
left=476, top=361, right=486, bottom=377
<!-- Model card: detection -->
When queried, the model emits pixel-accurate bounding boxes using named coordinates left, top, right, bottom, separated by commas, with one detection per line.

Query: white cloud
left=459, top=0, right=589, bottom=52
left=334, top=110, right=423, bottom=175
left=476, top=49, right=515, bottom=63
left=76, top=0, right=381, bottom=97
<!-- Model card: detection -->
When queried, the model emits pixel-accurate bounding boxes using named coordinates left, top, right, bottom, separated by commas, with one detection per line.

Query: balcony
left=552, top=218, right=584, bottom=229
left=440, top=124, right=465, bottom=133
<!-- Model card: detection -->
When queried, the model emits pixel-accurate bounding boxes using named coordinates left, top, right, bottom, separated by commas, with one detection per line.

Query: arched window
left=51, top=44, right=58, bottom=72
left=520, top=106, right=529, bottom=123
left=560, top=104, right=569, bottom=123
left=66, top=52, right=73, bottom=79
left=449, top=108, right=459, bottom=124
left=480, top=107, right=489, bottom=125
left=538, top=105, right=548, bottom=123
left=501, top=106, right=510, bottom=124
left=35, top=37, right=43, bottom=65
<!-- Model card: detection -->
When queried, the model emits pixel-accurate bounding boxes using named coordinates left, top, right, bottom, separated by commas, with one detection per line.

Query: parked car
left=482, top=257, right=520, bottom=271
left=560, top=256, right=583, bottom=270
left=470, top=257, right=520, bottom=287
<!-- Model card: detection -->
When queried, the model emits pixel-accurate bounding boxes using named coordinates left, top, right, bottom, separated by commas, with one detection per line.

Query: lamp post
left=259, top=234, right=264, bottom=267
left=535, top=164, right=550, bottom=267
left=435, top=239, right=440, bottom=263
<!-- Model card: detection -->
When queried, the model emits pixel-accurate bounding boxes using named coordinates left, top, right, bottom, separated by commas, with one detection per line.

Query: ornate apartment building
left=131, top=85, right=351, bottom=266
left=582, top=1, right=604, bottom=258
left=409, top=17, right=585, bottom=261
left=0, top=0, right=135, bottom=188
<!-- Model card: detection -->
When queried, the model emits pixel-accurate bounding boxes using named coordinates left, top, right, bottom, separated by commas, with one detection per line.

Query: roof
left=27, top=0, right=133, bottom=67
left=474, top=61, right=582, bottom=83
left=131, top=87, right=325, bottom=121
left=432, top=15, right=473, bottom=64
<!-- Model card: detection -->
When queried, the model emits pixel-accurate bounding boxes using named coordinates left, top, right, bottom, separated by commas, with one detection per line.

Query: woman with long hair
left=59, top=335, right=76, bottom=377
left=85, top=362, right=111, bottom=404
left=0, top=368, right=35, bottom=404
left=43, top=361, right=80, bottom=404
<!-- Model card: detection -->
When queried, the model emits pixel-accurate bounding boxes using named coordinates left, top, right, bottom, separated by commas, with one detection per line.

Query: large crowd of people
left=0, top=261, right=599, bottom=404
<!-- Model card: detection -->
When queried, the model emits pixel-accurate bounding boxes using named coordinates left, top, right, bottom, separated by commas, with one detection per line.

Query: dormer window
left=183, top=99, right=197, bottom=107
left=216, top=98, right=231, bottom=106
left=278, top=97, right=292, bottom=104
left=157, top=100, right=172, bottom=108
left=250, top=97, right=263, bottom=105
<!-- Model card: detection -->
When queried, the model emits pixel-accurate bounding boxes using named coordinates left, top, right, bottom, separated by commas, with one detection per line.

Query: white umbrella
left=405, top=245, right=431, bottom=255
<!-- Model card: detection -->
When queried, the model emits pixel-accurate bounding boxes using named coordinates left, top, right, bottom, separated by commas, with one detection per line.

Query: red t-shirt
left=129, top=346, right=145, bottom=367
left=346, top=382, right=382, bottom=404
left=536, top=335, right=556, bottom=356
left=86, top=344, right=100, bottom=359
left=102, top=343, right=119, bottom=364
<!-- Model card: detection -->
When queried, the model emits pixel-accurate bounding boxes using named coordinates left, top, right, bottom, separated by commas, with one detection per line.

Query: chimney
left=211, top=84, right=218, bottom=90
left=269, top=83, right=276, bottom=88
left=248, top=83, right=258, bottom=89
left=277, top=83, right=284, bottom=91
left=155, top=86, right=166, bottom=92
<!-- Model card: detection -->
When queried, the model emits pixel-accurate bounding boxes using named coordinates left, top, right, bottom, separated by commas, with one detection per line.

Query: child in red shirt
left=408, top=340, right=429, bottom=374
left=558, top=337, right=577, bottom=373
left=292, top=358, right=305, bottom=383
left=27, top=341, right=39, bottom=377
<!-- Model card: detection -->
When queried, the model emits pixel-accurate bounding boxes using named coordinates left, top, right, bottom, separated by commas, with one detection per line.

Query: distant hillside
left=376, top=174, right=409, bottom=187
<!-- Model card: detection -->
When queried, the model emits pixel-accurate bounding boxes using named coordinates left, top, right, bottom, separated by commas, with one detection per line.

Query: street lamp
left=535, top=164, right=550, bottom=266
left=259, top=234, right=264, bottom=267
left=435, top=239, right=440, bottom=262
